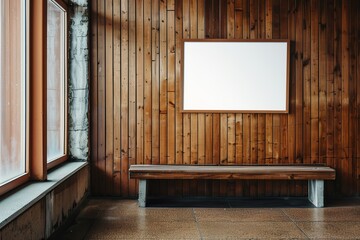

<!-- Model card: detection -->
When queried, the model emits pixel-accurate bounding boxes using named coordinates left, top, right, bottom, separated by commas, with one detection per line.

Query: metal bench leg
left=308, top=180, right=324, bottom=207
left=138, top=179, right=147, bottom=207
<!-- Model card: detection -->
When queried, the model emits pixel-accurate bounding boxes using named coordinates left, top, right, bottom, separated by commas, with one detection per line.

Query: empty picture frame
left=181, top=39, right=290, bottom=113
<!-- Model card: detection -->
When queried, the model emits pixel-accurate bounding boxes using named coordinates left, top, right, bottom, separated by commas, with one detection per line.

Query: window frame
left=46, top=0, right=68, bottom=170
left=0, top=0, right=30, bottom=196
left=0, top=0, right=69, bottom=196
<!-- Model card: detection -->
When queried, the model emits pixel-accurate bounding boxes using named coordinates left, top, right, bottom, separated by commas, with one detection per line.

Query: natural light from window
left=0, top=0, right=27, bottom=185
left=47, top=0, right=66, bottom=163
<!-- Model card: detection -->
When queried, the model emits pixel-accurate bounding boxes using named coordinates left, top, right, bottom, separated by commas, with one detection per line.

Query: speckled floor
left=55, top=198, right=360, bottom=239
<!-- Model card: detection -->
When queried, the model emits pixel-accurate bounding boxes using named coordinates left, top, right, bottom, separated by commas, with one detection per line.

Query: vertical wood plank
left=356, top=0, right=360, bottom=195
left=105, top=0, right=114, bottom=195
left=90, top=0, right=99, bottom=195
left=128, top=0, right=137, bottom=196
left=113, top=0, right=121, bottom=195
left=159, top=0, right=167, bottom=167
left=174, top=0, right=184, bottom=196
left=97, top=0, right=106, bottom=196
left=182, top=0, right=191, bottom=196
left=288, top=0, right=297, bottom=195
left=136, top=0, right=144, bottom=167
left=348, top=0, right=357, bottom=196
left=325, top=0, right=335, bottom=195
left=287, top=0, right=296, bottom=165
left=182, top=0, right=190, bottom=167
left=175, top=0, right=183, bottom=167
left=310, top=0, right=319, bottom=165
left=167, top=0, right=176, bottom=195
left=333, top=0, right=342, bottom=194
left=319, top=0, right=327, bottom=166
left=167, top=0, right=176, bottom=196
left=258, top=0, right=265, bottom=38
left=152, top=0, right=160, bottom=166
left=341, top=0, right=350, bottom=195
left=120, top=0, right=130, bottom=197
left=220, top=112, right=228, bottom=158
left=158, top=0, right=168, bottom=196
left=294, top=0, right=304, bottom=195
left=272, top=0, right=281, bottom=197
left=167, top=2, right=176, bottom=165
left=272, top=0, right=281, bottom=172
left=144, top=0, right=152, bottom=165
left=303, top=0, right=311, bottom=167
left=279, top=0, right=289, bottom=196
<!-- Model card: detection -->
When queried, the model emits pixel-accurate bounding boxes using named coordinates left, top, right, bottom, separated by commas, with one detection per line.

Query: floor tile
left=194, top=208, right=291, bottom=222
left=86, top=199, right=139, bottom=211
left=54, top=219, right=95, bottom=240
left=53, top=198, right=360, bottom=239
left=85, top=220, right=200, bottom=239
left=76, top=204, right=101, bottom=219
left=297, top=221, right=360, bottom=239
left=229, top=197, right=313, bottom=208
left=198, top=221, right=307, bottom=239
left=147, top=198, right=231, bottom=208
left=98, top=207, right=196, bottom=222
left=283, top=207, right=360, bottom=222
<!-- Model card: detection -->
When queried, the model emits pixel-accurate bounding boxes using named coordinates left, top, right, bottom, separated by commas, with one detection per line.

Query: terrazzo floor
left=54, top=198, right=360, bottom=239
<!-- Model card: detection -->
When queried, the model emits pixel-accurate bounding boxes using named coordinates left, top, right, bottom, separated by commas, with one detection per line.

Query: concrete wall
left=68, top=0, right=90, bottom=161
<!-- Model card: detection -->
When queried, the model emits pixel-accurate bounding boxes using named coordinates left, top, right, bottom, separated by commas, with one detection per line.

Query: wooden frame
left=30, top=0, right=47, bottom=180
left=1, top=0, right=69, bottom=196
left=46, top=0, right=68, bottom=170
left=0, top=0, right=30, bottom=195
left=181, top=39, right=290, bottom=113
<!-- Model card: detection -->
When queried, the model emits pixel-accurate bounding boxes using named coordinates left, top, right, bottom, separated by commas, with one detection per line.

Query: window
left=47, top=0, right=67, bottom=165
left=0, top=0, right=68, bottom=196
left=0, top=0, right=28, bottom=191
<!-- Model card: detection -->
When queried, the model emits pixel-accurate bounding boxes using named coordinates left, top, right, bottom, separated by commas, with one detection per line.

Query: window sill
left=0, top=161, right=88, bottom=229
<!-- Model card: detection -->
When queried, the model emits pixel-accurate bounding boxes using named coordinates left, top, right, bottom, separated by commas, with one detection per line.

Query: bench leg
left=308, top=180, right=324, bottom=208
left=138, top=179, right=147, bottom=207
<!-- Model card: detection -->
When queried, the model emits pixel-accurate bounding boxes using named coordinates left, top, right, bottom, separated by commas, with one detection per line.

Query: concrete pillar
left=138, top=180, right=148, bottom=207
left=68, top=0, right=89, bottom=161
left=308, top=180, right=324, bottom=208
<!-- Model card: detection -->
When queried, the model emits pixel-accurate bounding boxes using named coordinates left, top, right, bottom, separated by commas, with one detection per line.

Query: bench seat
left=129, top=164, right=336, bottom=208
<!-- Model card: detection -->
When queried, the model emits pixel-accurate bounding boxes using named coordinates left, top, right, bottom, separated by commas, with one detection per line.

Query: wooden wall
left=90, top=0, right=360, bottom=197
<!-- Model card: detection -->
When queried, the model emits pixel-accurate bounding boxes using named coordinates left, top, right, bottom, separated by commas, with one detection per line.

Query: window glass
left=0, top=0, right=27, bottom=185
left=47, top=0, right=66, bottom=162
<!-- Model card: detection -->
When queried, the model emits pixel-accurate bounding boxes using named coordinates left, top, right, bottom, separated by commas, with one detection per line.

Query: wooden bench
left=129, top=164, right=336, bottom=208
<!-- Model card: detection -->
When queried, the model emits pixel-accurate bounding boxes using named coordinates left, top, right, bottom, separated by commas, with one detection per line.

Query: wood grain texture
left=90, top=0, right=360, bottom=197
left=129, top=164, right=336, bottom=180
